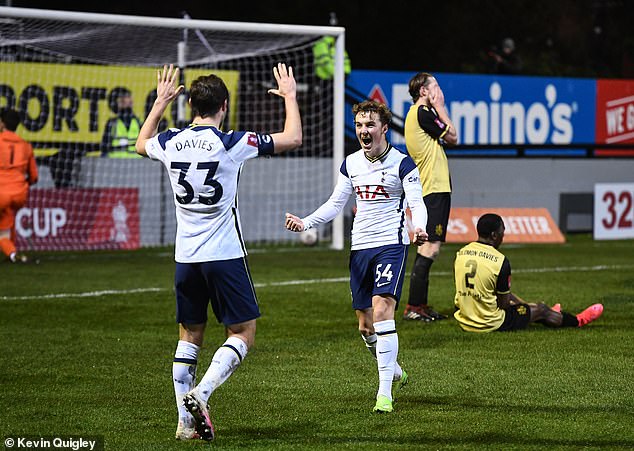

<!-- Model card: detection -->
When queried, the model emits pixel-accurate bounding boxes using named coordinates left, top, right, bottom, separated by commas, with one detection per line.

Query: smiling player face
left=355, top=111, right=388, bottom=157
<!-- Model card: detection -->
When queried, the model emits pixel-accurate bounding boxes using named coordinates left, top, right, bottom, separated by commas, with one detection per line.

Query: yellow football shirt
left=453, top=241, right=511, bottom=332
left=404, top=104, right=451, bottom=195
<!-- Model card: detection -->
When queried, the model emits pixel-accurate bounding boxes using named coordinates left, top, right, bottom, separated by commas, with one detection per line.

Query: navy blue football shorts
left=174, top=257, right=261, bottom=326
left=349, top=244, right=409, bottom=310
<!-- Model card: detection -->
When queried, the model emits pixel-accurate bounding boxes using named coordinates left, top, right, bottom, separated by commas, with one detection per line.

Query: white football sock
left=197, top=336, right=248, bottom=403
left=362, top=332, right=402, bottom=381
left=173, top=340, right=199, bottom=425
left=374, top=320, right=398, bottom=401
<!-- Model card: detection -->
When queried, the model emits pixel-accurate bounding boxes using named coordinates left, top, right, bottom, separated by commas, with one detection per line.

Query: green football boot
left=373, top=395, right=393, bottom=413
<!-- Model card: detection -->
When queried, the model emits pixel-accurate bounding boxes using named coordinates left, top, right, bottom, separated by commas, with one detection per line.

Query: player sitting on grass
left=285, top=100, right=428, bottom=413
left=453, top=213, right=604, bottom=333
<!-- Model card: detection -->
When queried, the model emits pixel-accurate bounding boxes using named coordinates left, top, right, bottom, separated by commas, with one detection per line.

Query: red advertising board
left=596, top=79, right=634, bottom=156
left=15, top=188, right=140, bottom=251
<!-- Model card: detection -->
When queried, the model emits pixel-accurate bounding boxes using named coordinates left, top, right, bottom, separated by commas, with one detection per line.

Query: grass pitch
left=1, top=234, right=633, bottom=450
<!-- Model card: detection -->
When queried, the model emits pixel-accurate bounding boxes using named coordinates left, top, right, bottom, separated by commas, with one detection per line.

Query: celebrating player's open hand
left=268, top=63, right=296, bottom=99
left=156, top=64, right=185, bottom=105
left=285, top=212, right=304, bottom=232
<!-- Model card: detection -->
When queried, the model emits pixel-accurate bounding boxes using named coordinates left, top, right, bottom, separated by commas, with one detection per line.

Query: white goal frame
left=0, top=6, right=346, bottom=250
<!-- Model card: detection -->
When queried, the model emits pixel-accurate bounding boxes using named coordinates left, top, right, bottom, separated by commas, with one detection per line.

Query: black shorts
left=424, top=192, right=451, bottom=242
left=497, top=304, right=532, bottom=332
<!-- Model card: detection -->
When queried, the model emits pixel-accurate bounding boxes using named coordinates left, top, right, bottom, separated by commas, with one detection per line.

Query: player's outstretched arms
left=285, top=213, right=305, bottom=232
left=268, top=63, right=302, bottom=154
left=136, top=64, right=185, bottom=156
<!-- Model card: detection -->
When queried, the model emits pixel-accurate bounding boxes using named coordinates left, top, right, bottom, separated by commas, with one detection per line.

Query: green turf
left=1, top=235, right=633, bottom=450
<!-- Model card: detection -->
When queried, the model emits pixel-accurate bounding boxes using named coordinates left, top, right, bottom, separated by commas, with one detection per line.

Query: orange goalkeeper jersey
left=0, top=130, right=38, bottom=193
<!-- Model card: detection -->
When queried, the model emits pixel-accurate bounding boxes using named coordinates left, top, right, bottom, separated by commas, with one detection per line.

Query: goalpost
left=0, top=6, right=345, bottom=251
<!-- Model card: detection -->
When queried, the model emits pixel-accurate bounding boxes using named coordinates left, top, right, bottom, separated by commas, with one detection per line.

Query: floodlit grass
left=1, top=235, right=633, bottom=450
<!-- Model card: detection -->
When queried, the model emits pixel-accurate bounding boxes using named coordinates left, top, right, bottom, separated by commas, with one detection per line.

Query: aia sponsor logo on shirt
left=355, top=185, right=389, bottom=199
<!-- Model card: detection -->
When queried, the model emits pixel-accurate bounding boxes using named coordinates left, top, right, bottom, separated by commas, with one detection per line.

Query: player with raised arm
left=285, top=100, right=428, bottom=413
left=136, top=63, right=301, bottom=441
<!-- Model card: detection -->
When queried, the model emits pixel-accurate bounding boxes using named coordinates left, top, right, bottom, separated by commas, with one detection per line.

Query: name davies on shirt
left=174, top=138, right=216, bottom=152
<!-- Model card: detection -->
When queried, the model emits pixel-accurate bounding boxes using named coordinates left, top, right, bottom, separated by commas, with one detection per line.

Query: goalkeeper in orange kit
left=0, top=109, right=38, bottom=263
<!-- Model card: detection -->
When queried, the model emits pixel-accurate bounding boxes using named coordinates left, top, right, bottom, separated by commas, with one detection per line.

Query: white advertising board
left=594, top=183, right=634, bottom=239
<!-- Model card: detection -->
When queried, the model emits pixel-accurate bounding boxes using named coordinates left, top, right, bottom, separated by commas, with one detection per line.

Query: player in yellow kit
left=453, top=213, right=603, bottom=332
left=403, top=72, right=457, bottom=321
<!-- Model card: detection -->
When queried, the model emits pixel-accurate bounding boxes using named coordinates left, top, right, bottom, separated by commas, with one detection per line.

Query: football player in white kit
left=136, top=63, right=302, bottom=441
left=285, top=100, right=428, bottom=413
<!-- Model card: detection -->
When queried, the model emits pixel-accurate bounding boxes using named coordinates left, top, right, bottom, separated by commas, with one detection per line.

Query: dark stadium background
left=4, top=0, right=634, bottom=78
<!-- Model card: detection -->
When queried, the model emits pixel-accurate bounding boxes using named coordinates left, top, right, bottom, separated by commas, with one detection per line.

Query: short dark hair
left=477, top=213, right=504, bottom=238
left=352, top=100, right=392, bottom=127
left=189, top=74, right=229, bottom=119
left=408, top=72, right=434, bottom=103
left=0, top=108, right=20, bottom=132
left=113, top=87, right=132, bottom=98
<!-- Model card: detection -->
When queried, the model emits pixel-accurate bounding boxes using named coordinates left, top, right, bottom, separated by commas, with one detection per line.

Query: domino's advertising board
left=346, top=70, right=596, bottom=147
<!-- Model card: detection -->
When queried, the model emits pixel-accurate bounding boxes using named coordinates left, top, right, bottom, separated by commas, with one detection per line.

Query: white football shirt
left=146, top=125, right=274, bottom=262
left=303, top=145, right=427, bottom=250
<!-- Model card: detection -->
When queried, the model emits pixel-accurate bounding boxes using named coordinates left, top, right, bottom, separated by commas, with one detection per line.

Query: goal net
left=0, top=7, right=345, bottom=251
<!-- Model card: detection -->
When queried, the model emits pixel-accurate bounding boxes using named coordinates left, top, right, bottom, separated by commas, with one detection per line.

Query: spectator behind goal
left=101, top=88, right=142, bottom=158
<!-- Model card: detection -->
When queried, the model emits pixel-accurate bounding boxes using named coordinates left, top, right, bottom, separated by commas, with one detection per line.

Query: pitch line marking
left=2, top=264, right=631, bottom=301
left=1, top=287, right=164, bottom=301
left=253, top=276, right=349, bottom=288
left=254, top=263, right=634, bottom=287
left=0, top=265, right=634, bottom=301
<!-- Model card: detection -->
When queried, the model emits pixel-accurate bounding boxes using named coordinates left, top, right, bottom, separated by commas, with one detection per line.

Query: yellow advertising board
left=0, top=62, right=239, bottom=155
